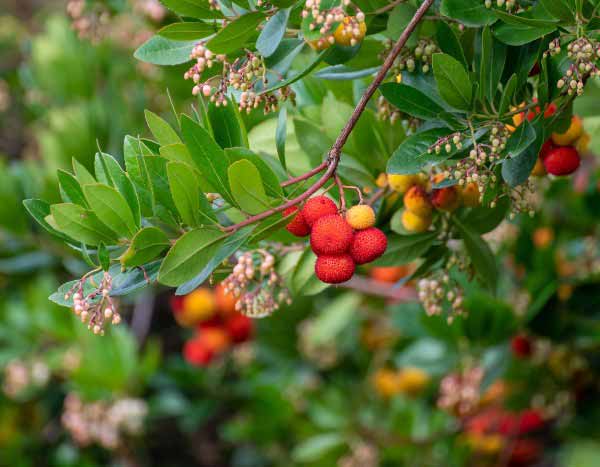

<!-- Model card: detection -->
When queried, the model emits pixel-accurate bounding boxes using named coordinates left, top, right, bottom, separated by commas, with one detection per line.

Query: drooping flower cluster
left=384, top=38, right=440, bottom=75
left=338, top=441, right=379, bottom=467
left=64, top=271, right=122, bottom=335
left=2, top=358, right=50, bottom=399
left=62, top=393, right=147, bottom=450
left=221, top=250, right=291, bottom=318
left=438, top=366, right=484, bottom=417
left=417, top=273, right=465, bottom=323
left=550, top=37, right=600, bottom=96
left=66, top=0, right=110, bottom=42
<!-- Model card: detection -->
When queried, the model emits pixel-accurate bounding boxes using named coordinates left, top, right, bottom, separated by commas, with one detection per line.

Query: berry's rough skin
left=301, top=196, right=338, bottom=227
left=310, top=214, right=354, bottom=255
left=345, top=204, right=376, bottom=230
left=387, top=174, right=419, bottom=193
left=404, top=185, right=433, bottom=217
left=543, top=146, right=581, bottom=176
left=460, top=182, right=481, bottom=207
left=431, top=186, right=460, bottom=211
left=349, top=227, right=387, bottom=265
left=315, top=254, right=355, bottom=284
left=552, top=115, right=583, bottom=146
left=401, top=210, right=431, bottom=233
left=283, top=206, right=310, bottom=237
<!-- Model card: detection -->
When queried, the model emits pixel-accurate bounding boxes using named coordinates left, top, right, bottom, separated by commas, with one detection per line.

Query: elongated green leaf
left=124, top=136, right=154, bottom=217
left=72, top=159, right=96, bottom=185
left=206, top=12, right=264, bottom=54
left=160, top=0, right=222, bottom=19
left=51, top=203, right=118, bottom=245
left=493, top=22, right=556, bottom=46
left=436, top=22, right=467, bottom=68
left=167, top=161, right=202, bottom=226
left=432, top=53, right=472, bottom=111
left=257, top=8, right=290, bottom=57
left=23, top=199, right=74, bottom=242
left=145, top=110, right=181, bottom=146
left=83, top=184, right=137, bottom=238
left=501, top=120, right=537, bottom=186
left=480, top=26, right=506, bottom=103
left=460, top=196, right=510, bottom=234
left=57, top=169, right=88, bottom=207
left=387, top=128, right=452, bottom=174
left=228, top=159, right=270, bottom=214
left=498, top=73, right=517, bottom=115
left=134, top=36, right=197, bottom=65
left=158, top=229, right=226, bottom=286
left=159, top=142, right=194, bottom=165
left=208, top=99, right=247, bottom=149
left=493, top=9, right=558, bottom=28
left=99, top=154, right=142, bottom=228
left=157, top=21, right=217, bottom=41
left=120, top=227, right=170, bottom=268
left=386, top=3, right=419, bottom=46
left=181, top=115, right=235, bottom=205
left=380, top=83, right=445, bottom=120
left=440, top=0, right=497, bottom=27
left=276, top=107, right=287, bottom=171
left=291, top=248, right=329, bottom=296
left=175, top=225, right=255, bottom=295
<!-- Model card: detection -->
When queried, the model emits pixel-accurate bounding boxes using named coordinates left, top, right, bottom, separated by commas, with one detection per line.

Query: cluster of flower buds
left=62, top=393, right=147, bottom=450
left=66, top=0, right=110, bottom=42
left=338, top=441, right=380, bottom=467
left=184, top=43, right=226, bottom=95
left=508, top=179, right=537, bottom=218
left=554, top=37, right=600, bottom=96
left=133, top=0, right=167, bottom=22
left=221, top=250, right=291, bottom=318
left=239, top=86, right=296, bottom=114
left=484, top=0, right=518, bottom=10
left=438, top=366, right=484, bottom=417
left=376, top=95, right=403, bottom=124
left=2, top=358, right=50, bottom=399
left=417, top=273, right=465, bottom=323
left=429, top=132, right=464, bottom=155
left=386, top=38, right=439, bottom=75
left=302, top=0, right=347, bottom=36
left=64, top=271, right=122, bottom=335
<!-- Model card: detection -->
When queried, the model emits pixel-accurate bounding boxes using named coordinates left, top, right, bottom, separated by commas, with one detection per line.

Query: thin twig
left=280, top=161, right=328, bottom=187
left=224, top=0, right=435, bottom=233
left=335, top=174, right=347, bottom=211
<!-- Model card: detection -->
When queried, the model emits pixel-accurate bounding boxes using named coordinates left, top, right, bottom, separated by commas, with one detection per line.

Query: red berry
left=510, top=439, right=542, bottom=465
left=225, top=314, right=253, bottom=343
left=517, top=409, right=545, bottom=434
left=183, top=338, right=213, bottom=367
left=301, top=196, right=338, bottom=227
left=511, top=334, right=532, bottom=358
left=310, top=214, right=354, bottom=255
left=349, top=227, right=387, bottom=265
left=538, top=139, right=555, bottom=160
left=544, top=102, right=557, bottom=118
left=543, top=146, right=580, bottom=176
left=283, top=206, right=310, bottom=237
left=315, top=254, right=355, bottom=284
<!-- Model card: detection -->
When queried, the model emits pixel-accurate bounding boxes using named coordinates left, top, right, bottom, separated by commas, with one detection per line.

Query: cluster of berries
left=64, top=271, right=121, bottom=335
left=284, top=196, right=387, bottom=284
left=386, top=174, right=479, bottom=233
left=373, top=367, right=430, bottom=398
left=62, top=393, right=147, bottom=450
left=464, top=407, right=546, bottom=465
left=171, top=285, right=253, bottom=367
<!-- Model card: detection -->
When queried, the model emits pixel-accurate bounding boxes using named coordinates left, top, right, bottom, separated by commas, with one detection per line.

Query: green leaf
left=436, top=22, right=467, bottom=68
left=453, top=217, right=497, bottom=293
left=175, top=225, right=255, bottom=295
left=396, top=338, right=457, bottom=375
left=380, top=83, right=445, bottom=120
left=181, top=115, right=235, bottom=205
left=479, top=26, right=506, bottom=103
left=460, top=196, right=510, bottom=234
left=262, top=48, right=330, bottom=94
left=206, top=12, right=264, bottom=54
left=432, top=53, right=473, bottom=111
left=208, top=99, right=247, bottom=149
left=98, top=154, right=142, bottom=228
left=276, top=107, right=287, bottom=171
left=120, top=227, right=170, bottom=268
left=228, top=159, right=270, bottom=214
left=386, top=3, right=419, bottom=46
left=83, top=184, right=137, bottom=238
left=292, top=433, right=343, bottom=463
left=72, top=159, right=96, bottom=185
left=374, top=231, right=438, bottom=266
left=501, top=120, right=537, bottom=186
left=293, top=117, right=331, bottom=167
left=57, top=169, right=88, bottom=207
left=160, top=0, right=222, bottom=19
left=256, top=8, right=290, bottom=57
left=124, top=136, right=154, bottom=217
left=493, top=22, right=556, bottom=46
left=167, top=161, right=202, bottom=227
left=97, top=243, right=110, bottom=271
left=387, top=128, right=452, bottom=174
left=144, top=156, right=179, bottom=221
left=51, top=203, right=118, bottom=246
left=498, top=73, right=517, bottom=115
left=158, top=229, right=227, bottom=286
left=440, top=0, right=497, bottom=27
left=539, top=0, right=574, bottom=22
left=493, top=9, right=558, bottom=28
left=145, top=110, right=181, bottom=146
left=157, top=21, right=218, bottom=41
left=225, top=148, right=283, bottom=198
left=134, top=36, right=197, bottom=65
left=23, top=199, right=74, bottom=241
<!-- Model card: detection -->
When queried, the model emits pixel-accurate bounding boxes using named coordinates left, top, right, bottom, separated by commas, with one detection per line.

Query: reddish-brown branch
left=224, top=0, right=435, bottom=233
left=280, top=161, right=328, bottom=187
left=340, top=275, right=417, bottom=301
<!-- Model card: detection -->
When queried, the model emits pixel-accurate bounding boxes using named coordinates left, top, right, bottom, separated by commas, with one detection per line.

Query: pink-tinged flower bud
left=202, top=84, right=211, bottom=97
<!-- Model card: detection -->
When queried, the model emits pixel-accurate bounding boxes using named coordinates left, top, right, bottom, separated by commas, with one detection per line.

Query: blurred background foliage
left=2, top=1, right=600, bottom=466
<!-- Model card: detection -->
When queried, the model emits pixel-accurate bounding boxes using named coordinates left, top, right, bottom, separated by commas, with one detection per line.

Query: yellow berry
left=373, top=369, right=400, bottom=398
left=307, top=37, right=333, bottom=51
left=552, top=115, right=583, bottom=146
left=530, top=157, right=546, bottom=177
left=404, top=185, right=433, bottom=217
left=388, top=174, right=418, bottom=194
left=576, top=131, right=590, bottom=154
left=459, top=182, right=481, bottom=207
left=346, top=205, right=376, bottom=230
left=396, top=367, right=430, bottom=396
left=401, top=210, right=431, bottom=233
left=375, top=173, right=388, bottom=188
left=178, top=289, right=216, bottom=326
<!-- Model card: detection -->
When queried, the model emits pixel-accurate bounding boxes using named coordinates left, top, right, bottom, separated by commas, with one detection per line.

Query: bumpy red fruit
left=511, top=335, right=532, bottom=358
left=543, top=146, right=580, bottom=176
left=283, top=206, right=310, bottom=237
left=301, top=196, right=338, bottom=227
left=315, top=254, right=355, bottom=284
left=183, top=338, right=213, bottom=367
left=349, top=227, right=387, bottom=265
left=310, top=214, right=354, bottom=255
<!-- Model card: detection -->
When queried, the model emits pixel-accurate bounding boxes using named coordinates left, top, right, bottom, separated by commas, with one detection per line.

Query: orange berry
left=552, top=115, right=583, bottom=146
left=459, top=182, right=480, bottom=207
left=369, top=266, right=410, bottom=283
left=215, top=283, right=237, bottom=317
left=404, top=185, right=433, bottom=217
left=532, top=227, right=554, bottom=249
left=373, top=369, right=400, bottom=398
left=387, top=174, right=419, bottom=194
left=177, top=289, right=216, bottom=326
left=431, top=186, right=460, bottom=211
left=201, top=326, right=231, bottom=354
left=401, top=210, right=431, bottom=233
